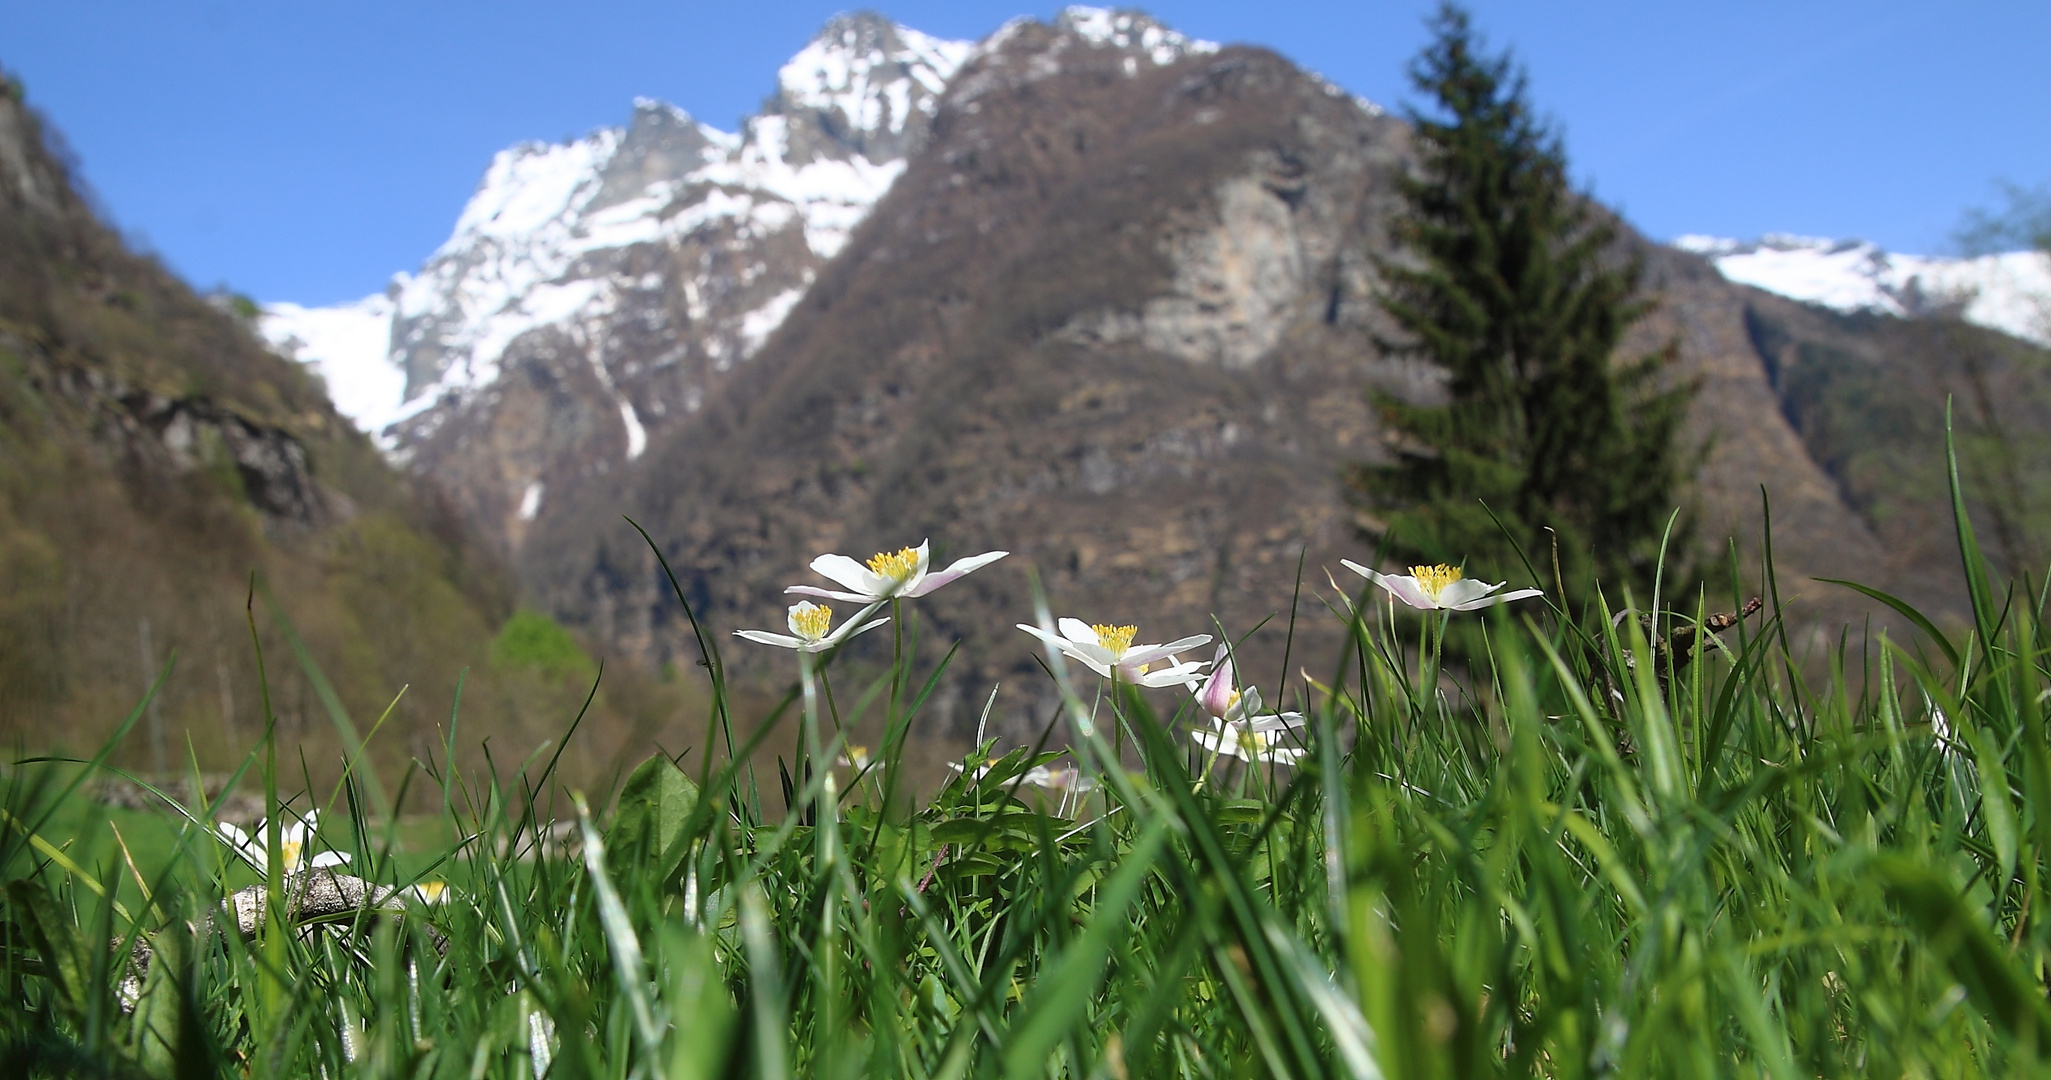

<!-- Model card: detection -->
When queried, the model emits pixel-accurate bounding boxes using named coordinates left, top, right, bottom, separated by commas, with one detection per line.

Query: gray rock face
left=265, top=10, right=1236, bottom=567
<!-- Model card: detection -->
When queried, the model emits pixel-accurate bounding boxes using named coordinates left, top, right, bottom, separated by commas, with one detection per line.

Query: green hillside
left=0, top=74, right=690, bottom=790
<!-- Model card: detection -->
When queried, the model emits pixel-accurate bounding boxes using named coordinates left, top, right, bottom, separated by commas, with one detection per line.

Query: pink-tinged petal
left=810, top=554, right=885, bottom=596
left=784, top=585, right=874, bottom=603
left=1451, top=586, right=1543, bottom=611
left=1434, top=578, right=1502, bottom=609
left=1198, top=653, right=1235, bottom=719
left=902, top=550, right=1008, bottom=596
left=1057, top=618, right=1099, bottom=646
left=735, top=630, right=806, bottom=649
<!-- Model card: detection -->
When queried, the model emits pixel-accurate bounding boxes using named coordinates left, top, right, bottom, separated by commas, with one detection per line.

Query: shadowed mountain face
left=0, top=76, right=519, bottom=760
left=0, top=78, right=711, bottom=784
left=517, top=23, right=2051, bottom=738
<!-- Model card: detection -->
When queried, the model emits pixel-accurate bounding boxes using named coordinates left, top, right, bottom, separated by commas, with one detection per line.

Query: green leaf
left=1001, top=819, right=1168, bottom=1079
left=1875, top=856, right=2051, bottom=1042
left=1969, top=726, right=2020, bottom=885
left=1815, top=577, right=1961, bottom=672
left=609, top=753, right=699, bottom=878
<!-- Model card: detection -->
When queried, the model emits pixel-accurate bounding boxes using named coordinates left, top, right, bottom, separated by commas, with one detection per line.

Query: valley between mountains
left=238, top=7, right=2051, bottom=738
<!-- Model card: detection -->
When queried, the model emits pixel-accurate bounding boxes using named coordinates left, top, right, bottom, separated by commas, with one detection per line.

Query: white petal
left=1191, top=726, right=1249, bottom=761
left=735, top=630, right=806, bottom=649
left=1379, top=575, right=1438, bottom=609
left=817, top=615, right=890, bottom=649
left=1017, top=622, right=1061, bottom=645
left=310, top=851, right=352, bottom=868
left=784, top=585, right=873, bottom=603
left=902, top=549, right=1008, bottom=597
left=1135, top=664, right=1205, bottom=689
left=1241, top=711, right=1306, bottom=733
left=810, top=554, right=886, bottom=596
left=1343, top=560, right=1439, bottom=609
left=1122, top=634, right=1212, bottom=668
left=1057, top=618, right=1099, bottom=645
left=1067, top=649, right=1117, bottom=680
left=1451, top=586, right=1544, bottom=611
left=1434, top=578, right=1502, bottom=609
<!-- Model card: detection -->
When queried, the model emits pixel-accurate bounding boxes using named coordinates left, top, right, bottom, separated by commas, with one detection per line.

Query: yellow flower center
left=866, top=547, right=920, bottom=581
left=791, top=602, right=834, bottom=640
left=416, top=881, right=446, bottom=903
left=1410, top=564, right=1464, bottom=600
left=279, top=837, right=304, bottom=872
left=1226, top=689, right=1243, bottom=713
left=1091, top=623, right=1138, bottom=655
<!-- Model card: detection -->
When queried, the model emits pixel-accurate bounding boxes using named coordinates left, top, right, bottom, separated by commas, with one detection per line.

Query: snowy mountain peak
left=1056, top=6, right=1219, bottom=65
left=775, top=13, right=973, bottom=153
left=1677, top=233, right=2051, bottom=346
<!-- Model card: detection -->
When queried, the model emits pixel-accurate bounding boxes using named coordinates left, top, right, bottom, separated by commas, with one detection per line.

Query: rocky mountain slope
left=260, top=9, right=2050, bottom=739
left=262, top=8, right=1218, bottom=557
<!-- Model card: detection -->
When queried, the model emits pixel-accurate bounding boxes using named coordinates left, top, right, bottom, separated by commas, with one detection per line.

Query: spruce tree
left=1352, top=3, right=1695, bottom=608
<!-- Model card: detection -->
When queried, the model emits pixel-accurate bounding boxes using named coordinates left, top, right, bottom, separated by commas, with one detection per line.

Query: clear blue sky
left=7, top=1, right=2047, bottom=306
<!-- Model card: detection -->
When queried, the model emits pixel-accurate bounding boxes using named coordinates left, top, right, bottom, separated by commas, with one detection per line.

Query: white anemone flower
left=786, top=540, right=1008, bottom=604
left=735, top=601, right=889, bottom=653
left=1193, top=716, right=1310, bottom=765
left=216, top=810, right=351, bottom=875
left=946, top=760, right=1097, bottom=794
left=1017, top=618, right=1211, bottom=688
left=1341, top=560, right=1543, bottom=612
left=1193, top=647, right=1301, bottom=727
left=1190, top=647, right=1308, bottom=764
left=1019, top=764, right=1098, bottom=794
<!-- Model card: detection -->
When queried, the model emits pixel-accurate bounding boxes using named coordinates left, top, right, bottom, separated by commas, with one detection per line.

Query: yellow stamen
left=1226, top=689, right=1243, bottom=713
left=1410, top=564, right=1464, bottom=601
left=866, top=546, right=920, bottom=581
left=1091, top=623, right=1138, bottom=655
left=791, top=602, right=834, bottom=640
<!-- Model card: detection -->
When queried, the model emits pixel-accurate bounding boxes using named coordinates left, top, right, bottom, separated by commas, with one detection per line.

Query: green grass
left=4, top=426, right=2051, bottom=1078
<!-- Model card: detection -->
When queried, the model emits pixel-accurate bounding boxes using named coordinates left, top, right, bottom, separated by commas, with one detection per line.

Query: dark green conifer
left=1353, top=3, right=1695, bottom=607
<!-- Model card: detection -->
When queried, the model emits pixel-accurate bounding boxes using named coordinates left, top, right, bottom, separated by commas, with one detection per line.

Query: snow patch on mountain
left=1677, top=234, right=2051, bottom=346
left=1059, top=5, right=1219, bottom=65
left=257, top=295, right=407, bottom=444
left=263, top=16, right=974, bottom=446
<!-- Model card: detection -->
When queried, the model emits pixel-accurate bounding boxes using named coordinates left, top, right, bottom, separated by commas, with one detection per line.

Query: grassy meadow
left=4, top=434, right=2051, bottom=1079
